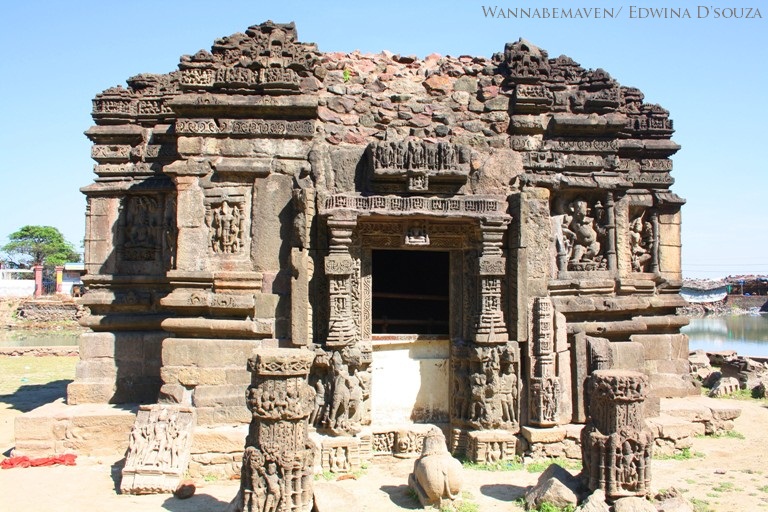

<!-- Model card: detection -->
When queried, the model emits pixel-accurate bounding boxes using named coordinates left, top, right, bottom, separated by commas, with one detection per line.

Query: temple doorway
left=369, top=249, right=452, bottom=424
left=371, top=249, right=450, bottom=335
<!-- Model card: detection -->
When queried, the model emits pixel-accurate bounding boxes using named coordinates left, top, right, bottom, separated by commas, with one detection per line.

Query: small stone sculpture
left=408, top=427, right=463, bottom=509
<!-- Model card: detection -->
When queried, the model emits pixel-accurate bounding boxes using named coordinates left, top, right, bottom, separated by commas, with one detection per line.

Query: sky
left=0, top=0, right=765, bottom=279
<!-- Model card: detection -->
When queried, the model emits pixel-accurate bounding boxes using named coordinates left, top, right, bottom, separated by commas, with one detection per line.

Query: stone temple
left=49, top=21, right=694, bottom=475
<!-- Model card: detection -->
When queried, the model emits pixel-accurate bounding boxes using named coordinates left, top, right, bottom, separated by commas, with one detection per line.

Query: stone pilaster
left=231, top=348, right=316, bottom=512
left=529, top=297, right=560, bottom=427
left=473, top=218, right=509, bottom=344
left=582, top=370, right=653, bottom=500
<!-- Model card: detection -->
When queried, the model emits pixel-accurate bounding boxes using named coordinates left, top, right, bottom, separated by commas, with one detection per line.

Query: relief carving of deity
left=553, top=197, right=608, bottom=272
left=206, top=201, right=245, bottom=254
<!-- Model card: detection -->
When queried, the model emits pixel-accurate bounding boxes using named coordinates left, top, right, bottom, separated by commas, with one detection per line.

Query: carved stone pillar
left=604, top=192, right=617, bottom=271
left=582, top=370, right=653, bottom=500
left=529, top=297, right=560, bottom=427
left=473, top=218, right=509, bottom=344
left=325, top=216, right=357, bottom=347
left=231, top=348, right=316, bottom=512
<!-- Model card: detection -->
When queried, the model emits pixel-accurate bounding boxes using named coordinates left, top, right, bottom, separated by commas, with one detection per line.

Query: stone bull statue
left=407, top=427, right=464, bottom=509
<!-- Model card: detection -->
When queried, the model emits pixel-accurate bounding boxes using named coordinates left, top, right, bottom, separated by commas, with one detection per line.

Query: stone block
left=521, top=425, right=566, bottom=444
left=75, top=359, right=117, bottom=381
left=609, top=342, right=645, bottom=370
left=162, top=338, right=261, bottom=367
left=190, top=425, right=248, bottom=454
left=66, top=382, right=116, bottom=404
left=313, top=482, right=359, bottom=512
left=195, top=405, right=250, bottom=425
left=631, top=334, right=672, bottom=361
left=647, top=415, right=704, bottom=440
left=320, top=436, right=363, bottom=473
left=192, top=384, right=248, bottom=407
left=564, top=423, right=584, bottom=440
left=13, top=401, right=136, bottom=458
left=659, top=398, right=713, bottom=423
left=14, top=415, right=54, bottom=441
left=706, top=401, right=742, bottom=421
left=466, top=430, right=517, bottom=463
left=649, top=373, right=697, bottom=398
left=78, top=332, right=116, bottom=359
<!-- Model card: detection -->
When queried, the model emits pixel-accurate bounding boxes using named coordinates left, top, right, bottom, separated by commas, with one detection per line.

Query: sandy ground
left=2, top=390, right=768, bottom=511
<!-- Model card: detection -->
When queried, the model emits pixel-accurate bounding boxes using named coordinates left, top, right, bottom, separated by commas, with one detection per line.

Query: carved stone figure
left=121, top=405, right=196, bottom=494
left=629, top=212, right=655, bottom=272
left=408, top=428, right=464, bottom=509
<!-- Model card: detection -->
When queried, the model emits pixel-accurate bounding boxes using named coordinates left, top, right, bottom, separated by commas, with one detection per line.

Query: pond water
left=0, top=330, right=80, bottom=347
left=683, top=314, right=768, bottom=357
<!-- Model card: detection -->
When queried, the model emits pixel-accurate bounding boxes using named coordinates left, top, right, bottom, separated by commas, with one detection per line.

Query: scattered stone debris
left=524, top=463, right=582, bottom=510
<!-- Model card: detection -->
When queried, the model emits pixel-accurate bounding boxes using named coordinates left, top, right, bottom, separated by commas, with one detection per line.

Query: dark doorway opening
left=372, top=250, right=449, bottom=334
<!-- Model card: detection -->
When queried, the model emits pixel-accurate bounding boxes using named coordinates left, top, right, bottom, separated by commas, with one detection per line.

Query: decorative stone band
left=589, top=369, right=648, bottom=403
left=324, top=254, right=355, bottom=275
left=322, top=194, right=508, bottom=218
left=247, top=348, right=315, bottom=377
left=479, top=255, right=506, bottom=276
left=174, top=118, right=315, bottom=138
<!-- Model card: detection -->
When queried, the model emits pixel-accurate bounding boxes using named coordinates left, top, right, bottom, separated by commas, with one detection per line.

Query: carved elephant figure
left=407, top=428, right=463, bottom=509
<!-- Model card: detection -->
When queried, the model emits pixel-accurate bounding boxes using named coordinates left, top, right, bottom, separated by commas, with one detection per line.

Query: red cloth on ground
left=1, top=453, right=76, bottom=469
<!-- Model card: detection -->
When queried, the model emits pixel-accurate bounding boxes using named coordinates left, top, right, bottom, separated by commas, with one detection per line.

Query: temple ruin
left=60, top=21, right=694, bottom=474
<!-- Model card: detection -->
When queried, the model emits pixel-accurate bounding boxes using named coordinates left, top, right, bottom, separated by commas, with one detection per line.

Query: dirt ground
left=1, top=393, right=767, bottom=511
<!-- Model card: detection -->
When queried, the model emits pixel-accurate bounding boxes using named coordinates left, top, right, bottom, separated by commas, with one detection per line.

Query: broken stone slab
left=646, top=415, right=705, bottom=440
left=705, top=401, right=742, bottom=421
left=120, top=404, right=197, bottom=495
left=521, top=425, right=567, bottom=444
left=612, top=496, right=657, bottom=512
left=707, top=376, right=740, bottom=397
left=659, top=398, right=713, bottom=423
left=574, top=489, right=610, bottom=512
left=524, top=464, right=581, bottom=510
left=313, top=482, right=360, bottom=512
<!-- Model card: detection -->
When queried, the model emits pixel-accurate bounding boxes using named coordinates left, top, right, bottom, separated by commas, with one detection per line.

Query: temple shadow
left=110, top=457, right=126, bottom=493
left=480, top=483, right=529, bottom=502
left=161, top=494, right=232, bottom=511
left=0, top=379, right=71, bottom=412
left=380, top=484, right=421, bottom=509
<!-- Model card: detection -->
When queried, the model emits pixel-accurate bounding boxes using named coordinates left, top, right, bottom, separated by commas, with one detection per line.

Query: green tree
left=2, top=225, right=81, bottom=267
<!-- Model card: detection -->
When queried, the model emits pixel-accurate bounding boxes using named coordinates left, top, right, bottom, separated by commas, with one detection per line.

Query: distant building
left=680, top=280, right=728, bottom=303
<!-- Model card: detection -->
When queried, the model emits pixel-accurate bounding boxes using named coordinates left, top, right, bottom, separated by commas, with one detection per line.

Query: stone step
left=14, top=399, right=136, bottom=458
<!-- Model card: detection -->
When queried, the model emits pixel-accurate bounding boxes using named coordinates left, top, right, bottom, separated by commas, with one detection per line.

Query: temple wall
left=71, top=22, right=695, bottom=439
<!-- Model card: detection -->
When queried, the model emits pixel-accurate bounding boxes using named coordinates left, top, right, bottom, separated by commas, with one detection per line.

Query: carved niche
left=120, top=194, right=177, bottom=270
left=203, top=189, right=250, bottom=257
left=551, top=193, right=614, bottom=272
left=628, top=208, right=658, bottom=273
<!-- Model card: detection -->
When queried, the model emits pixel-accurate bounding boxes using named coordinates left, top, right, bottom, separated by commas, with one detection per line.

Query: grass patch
left=533, top=503, right=576, bottom=512
left=653, top=447, right=704, bottom=461
left=314, top=470, right=336, bottom=481
left=696, top=430, right=745, bottom=440
left=690, top=498, right=715, bottom=512
left=712, top=482, right=736, bottom=493
left=461, top=456, right=523, bottom=472
left=0, top=355, right=77, bottom=395
left=525, top=458, right=582, bottom=473
left=759, top=486, right=768, bottom=493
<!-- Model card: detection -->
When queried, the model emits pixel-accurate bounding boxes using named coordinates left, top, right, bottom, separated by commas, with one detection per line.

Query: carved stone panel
left=628, top=208, right=658, bottom=273
left=551, top=194, right=612, bottom=272
left=121, top=405, right=196, bottom=495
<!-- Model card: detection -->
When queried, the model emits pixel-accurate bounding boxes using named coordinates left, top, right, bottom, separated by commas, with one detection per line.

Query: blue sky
left=1, top=0, right=765, bottom=279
